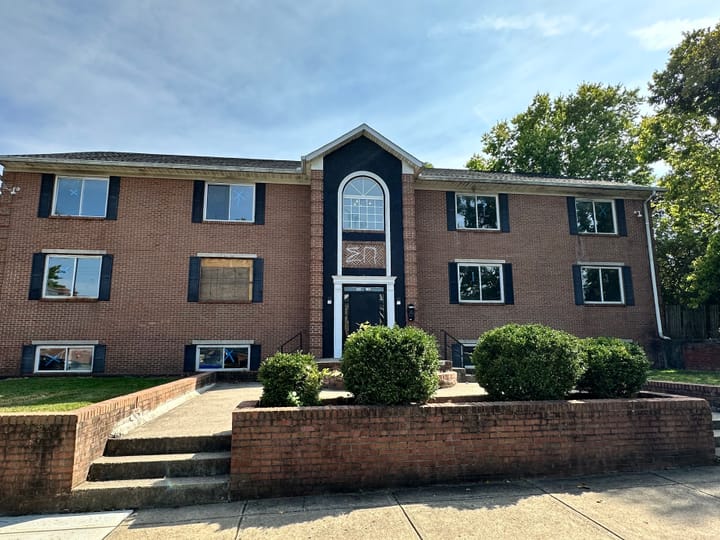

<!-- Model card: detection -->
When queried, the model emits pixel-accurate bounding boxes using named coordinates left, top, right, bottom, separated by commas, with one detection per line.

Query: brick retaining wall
left=682, top=342, right=720, bottom=370
left=230, top=395, right=715, bottom=499
left=644, top=380, right=720, bottom=409
left=0, top=373, right=214, bottom=513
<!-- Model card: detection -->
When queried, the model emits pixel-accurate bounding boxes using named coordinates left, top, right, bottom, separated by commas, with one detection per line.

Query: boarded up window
left=199, top=258, right=253, bottom=302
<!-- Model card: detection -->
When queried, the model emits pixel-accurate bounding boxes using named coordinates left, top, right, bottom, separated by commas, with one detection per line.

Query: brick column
left=0, top=172, right=16, bottom=295
left=402, top=173, right=418, bottom=325
left=309, top=170, right=324, bottom=356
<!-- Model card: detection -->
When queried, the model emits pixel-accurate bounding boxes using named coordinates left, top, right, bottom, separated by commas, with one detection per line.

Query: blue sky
left=0, top=1, right=718, bottom=168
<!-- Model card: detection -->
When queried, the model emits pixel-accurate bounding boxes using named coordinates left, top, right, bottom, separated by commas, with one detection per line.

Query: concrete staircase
left=69, top=435, right=231, bottom=511
left=714, top=412, right=720, bottom=459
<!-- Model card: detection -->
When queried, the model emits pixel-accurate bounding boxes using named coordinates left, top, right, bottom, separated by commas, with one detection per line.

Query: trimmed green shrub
left=341, top=324, right=440, bottom=405
left=577, top=337, right=650, bottom=398
left=258, top=352, right=322, bottom=407
left=471, top=323, right=583, bottom=400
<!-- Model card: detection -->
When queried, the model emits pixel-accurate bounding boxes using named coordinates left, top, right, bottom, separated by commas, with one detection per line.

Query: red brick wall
left=644, top=380, right=720, bottom=409
left=0, top=172, right=310, bottom=375
left=415, top=190, right=657, bottom=347
left=0, top=373, right=213, bottom=513
left=309, top=170, right=324, bottom=356
left=682, top=342, right=720, bottom=371
left=230, top=396, right=714, bottom=499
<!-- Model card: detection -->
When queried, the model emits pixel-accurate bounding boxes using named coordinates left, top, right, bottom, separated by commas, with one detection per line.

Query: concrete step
left=69, top=476, right=229, bottom=512
left=105, top=435, right=231, bottom=456
left=712, top=414, right=720, bottom=431
left=715, top=430, right=720, bottom=448
left=87, top=451, right=231, bottom=481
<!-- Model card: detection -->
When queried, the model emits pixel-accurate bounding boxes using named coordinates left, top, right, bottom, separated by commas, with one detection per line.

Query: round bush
left=576, top=337, right=650, bottom=398
left=258, top=352, right=322, bottom=407
left=471, top=324, right=583, bottom=400
left=341, top=325, right=440, bottom=405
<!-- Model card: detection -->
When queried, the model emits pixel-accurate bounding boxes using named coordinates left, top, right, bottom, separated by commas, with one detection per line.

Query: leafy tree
left=468, top=83, right=652, bottom=184
left=643, top=22, right=720, bottom=306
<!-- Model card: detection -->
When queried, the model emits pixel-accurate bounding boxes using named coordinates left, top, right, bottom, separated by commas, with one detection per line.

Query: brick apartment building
left=0, top=124, right=663, bottom=376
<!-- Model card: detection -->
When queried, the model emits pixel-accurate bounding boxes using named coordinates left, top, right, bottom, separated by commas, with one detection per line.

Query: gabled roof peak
left=302, top=124, right=424, bottom=170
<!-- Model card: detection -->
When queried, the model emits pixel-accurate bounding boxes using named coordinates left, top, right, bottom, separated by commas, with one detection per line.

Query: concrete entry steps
left=73, top=434, right=232, bottom=512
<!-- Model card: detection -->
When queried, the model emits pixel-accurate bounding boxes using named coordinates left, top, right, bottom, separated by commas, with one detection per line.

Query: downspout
left=644, top=190, right=670, bottom=340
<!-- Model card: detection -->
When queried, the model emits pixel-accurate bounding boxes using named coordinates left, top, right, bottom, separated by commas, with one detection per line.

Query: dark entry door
left=343, top=285, right=386, bottom=341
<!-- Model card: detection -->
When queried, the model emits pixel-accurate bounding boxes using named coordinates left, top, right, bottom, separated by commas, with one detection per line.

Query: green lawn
left=0, top=377, right=176, bottom=412
left=647, top=369, right=720, bottom=386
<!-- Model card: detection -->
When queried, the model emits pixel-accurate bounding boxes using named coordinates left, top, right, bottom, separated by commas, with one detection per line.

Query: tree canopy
left=643, top=22, right=720, bottom=306
left=467, top=83, right=652, bottom=184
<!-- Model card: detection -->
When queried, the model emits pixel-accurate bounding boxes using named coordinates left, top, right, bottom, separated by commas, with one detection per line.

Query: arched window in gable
left=342, top=176, right=385, bottom=231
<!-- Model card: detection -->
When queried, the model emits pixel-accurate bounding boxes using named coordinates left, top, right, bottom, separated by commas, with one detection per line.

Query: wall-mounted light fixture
left=407, top=303, right=416, bottom=322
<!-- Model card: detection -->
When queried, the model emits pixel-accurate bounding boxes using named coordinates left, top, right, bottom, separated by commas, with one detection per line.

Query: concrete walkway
left=2, top=467, right=718, bottom=539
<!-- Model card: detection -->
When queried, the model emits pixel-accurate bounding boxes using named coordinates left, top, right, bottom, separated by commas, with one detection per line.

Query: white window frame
left=35, top=344, right=95, bottom=373
left=457, top=262, right=505, bottom=303
left=581, top=265, right=625, bottom=305
left=455, top=193, right=500, bottom=231
left=341, top=176, right=385, bottom=232
left=203, top=182, right=256, bottom=223
left=575, top=199, right=617, bottom=235
left=195, top=344, right=251, bottom=371
left=52, top=176, right=109, bottom=218
left=42, top=254, right=102, bottom=299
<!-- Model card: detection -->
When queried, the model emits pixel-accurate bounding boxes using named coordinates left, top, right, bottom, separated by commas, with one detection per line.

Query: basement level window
left=196, top=345, right=250, bottom=370
left=36, top=345, right=94, bottom=372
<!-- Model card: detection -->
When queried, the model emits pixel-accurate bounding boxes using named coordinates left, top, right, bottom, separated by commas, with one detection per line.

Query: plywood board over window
left=199, top=258, right=253, bottom=302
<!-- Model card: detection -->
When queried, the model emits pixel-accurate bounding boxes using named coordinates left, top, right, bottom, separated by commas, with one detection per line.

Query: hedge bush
left=471, top=323, right=583, bottom=400
left=577, top=337, right=650, bottom=398
left=341, top=324, right=440, bottom=405
left=258, top=352, right=322, bottom=407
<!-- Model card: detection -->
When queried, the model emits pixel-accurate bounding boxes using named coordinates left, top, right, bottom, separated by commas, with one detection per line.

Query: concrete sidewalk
left=3, top=466, right=718, bottom=539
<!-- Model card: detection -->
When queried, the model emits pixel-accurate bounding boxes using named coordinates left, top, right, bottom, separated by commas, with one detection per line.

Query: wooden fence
left=664, top=305, right=720, bottom=339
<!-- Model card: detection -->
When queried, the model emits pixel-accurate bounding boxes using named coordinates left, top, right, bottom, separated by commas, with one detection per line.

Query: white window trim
left=203, top=182, right=256, bottom=223
left=457, top=262, right=505, bottom=304
left=195, top=344, right=251, bottom=371
left=42, top=249, right=106, bottom=255
left=336, top=171, right=392, bottom=276
left=341, top=177, right=385, bottom=232
left=576, top=199, right=617, bottom=235
left=196, top=253, right=257, bottom=259
left=34, top=344, right=95, bottom=373
left=42, top=254, right=103, bottom=299
left=455, top=193, right=501, bottom=231
left=192, top=339, right=254, bottom=345
left=581, top=265, right=625, bottom=305
left=52, top=176, right=109, bottom=218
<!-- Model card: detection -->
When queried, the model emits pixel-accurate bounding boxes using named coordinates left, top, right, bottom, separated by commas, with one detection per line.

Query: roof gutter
left=644, top=190, right=670, bottom=340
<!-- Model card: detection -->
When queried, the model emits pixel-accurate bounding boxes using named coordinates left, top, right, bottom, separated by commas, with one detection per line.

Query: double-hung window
left=196, top=345, right=250, bottom=371
left=53, top=177, right=109, bottom=217
left=455, top=194, right=499, bottom=230
left=204, top=183, right=255, bottom=222
left=36, top=345, right=94, bottom=372
left=458, top=263, right=503, bottom=303
left=575, top=199, right=616, bottom=234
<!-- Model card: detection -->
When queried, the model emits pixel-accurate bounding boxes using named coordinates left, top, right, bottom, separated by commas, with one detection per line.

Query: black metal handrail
left=441, top=329, right=464, bottom=363
left=279, top=331, right=304, bottom=353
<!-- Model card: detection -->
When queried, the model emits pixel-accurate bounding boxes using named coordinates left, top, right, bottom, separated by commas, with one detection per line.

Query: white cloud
left=431, top=13, right=606, bottom=38
left=630, top=17, right=717, bottom=50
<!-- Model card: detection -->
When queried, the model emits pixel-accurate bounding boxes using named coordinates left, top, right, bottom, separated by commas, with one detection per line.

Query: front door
left=343, top=285, right=386, bottom=342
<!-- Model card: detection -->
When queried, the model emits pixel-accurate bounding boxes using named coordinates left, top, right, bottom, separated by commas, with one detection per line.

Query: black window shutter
left=184, top=345, right=197, bottom=372
left=572, top=265, right=584, bottom=305
left=250, top=344, right=261, bottom=370
left=254, top=183, right=266, bottom=225
left=106, top=176, right=121, bottom=220
left=21, top=345, right=35, bottom=375
left=499, top=194, right=510, bottom=232
left=448, top=262, right=459, bottom=304
left=502, top=263, right=514, bottom=305
left=446, top=192, right=456, bottom=231
left=191, top=181, right=205, bottom=223
left=38, top=174, right=55, bottom=218
left=98, top=255, right=113, bottom=301
left=567, top=197, right=578, bottom=235
left=188, top=257, right=201, bottom=302
left=615, top=199, right=627, bottom=237
left=92, top=345, right=106, bottom=374
left=29, top=253, right=46, bottom=300
left=622, top=266, right=635, bottom=306
left=252, top=258, right=264, bottom=303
